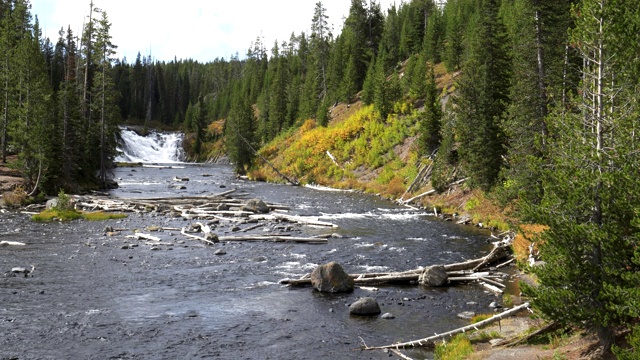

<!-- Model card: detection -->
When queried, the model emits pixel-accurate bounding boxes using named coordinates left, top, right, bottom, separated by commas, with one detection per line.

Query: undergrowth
left=253, top=104, right=421, bottom=199
left=32, top=190, right=127, bottom=222
left=32, top=210, right=126, bottom=222
left=435, top=334, right=474, bottom=360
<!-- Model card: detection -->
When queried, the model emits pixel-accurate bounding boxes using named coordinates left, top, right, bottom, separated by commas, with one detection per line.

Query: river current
left=107, top=130, right=502, bottom=359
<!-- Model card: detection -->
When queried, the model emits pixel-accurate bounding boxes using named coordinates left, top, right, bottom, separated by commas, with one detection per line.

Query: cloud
left=32, top=0, right=398, bottom=63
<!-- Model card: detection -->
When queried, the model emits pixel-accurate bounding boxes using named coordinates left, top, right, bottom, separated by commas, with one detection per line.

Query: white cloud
left=32, top=0, right=398, bottom=63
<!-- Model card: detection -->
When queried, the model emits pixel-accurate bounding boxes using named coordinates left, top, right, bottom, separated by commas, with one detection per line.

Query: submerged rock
left=419, top=265, right=448, bottom=287
left=349, top=297, right=381, bottom=316
left=381, top=312, right=395, bottom=319
left=310, top=262, right=354, bottom=293
left=457, top=311, right=476, bottom=320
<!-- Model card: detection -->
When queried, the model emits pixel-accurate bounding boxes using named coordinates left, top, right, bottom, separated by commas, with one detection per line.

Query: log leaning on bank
left=361, top=302, right=531, bottom=350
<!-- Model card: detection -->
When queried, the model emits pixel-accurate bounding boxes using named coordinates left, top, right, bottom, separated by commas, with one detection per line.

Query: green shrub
left=435, top=334, right=473, bottom=360
left=613, top=325, right=640, bottom=360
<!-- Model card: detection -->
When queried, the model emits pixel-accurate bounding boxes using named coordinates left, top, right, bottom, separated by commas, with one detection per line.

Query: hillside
left=244, top=62, right=510, bottom=228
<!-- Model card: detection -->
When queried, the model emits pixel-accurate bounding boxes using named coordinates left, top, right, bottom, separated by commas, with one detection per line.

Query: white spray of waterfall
left=116, top=127, right=186, bottom=163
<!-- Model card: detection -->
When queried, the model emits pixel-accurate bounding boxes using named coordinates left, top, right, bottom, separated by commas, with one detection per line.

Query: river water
left=112, top=130, right=500, bottom=359
left=0, top=130, right=503, bottom=360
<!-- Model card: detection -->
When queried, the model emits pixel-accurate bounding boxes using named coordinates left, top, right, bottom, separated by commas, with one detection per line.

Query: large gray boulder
left=45, top=198, right=58, bottom=210
left=349, top=297, right=381, bottom=316
left=242, top=199, right=269, bottom=213
left=419, top=265, right=448, bottom=287
left=310, top=262, right=354, bottom=293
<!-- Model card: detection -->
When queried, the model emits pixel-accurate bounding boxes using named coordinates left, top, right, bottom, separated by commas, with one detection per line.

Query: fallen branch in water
left=180, top=227, right=218, bottom=246
left=0, top=240, right=26, bottom=246
left=361, top=302, right=531, bottom=351
left=218, top=235, right=327, bottom=244
left=126, top=233, right=161, bottom=242
left=280, top=245, right=511, bottom=286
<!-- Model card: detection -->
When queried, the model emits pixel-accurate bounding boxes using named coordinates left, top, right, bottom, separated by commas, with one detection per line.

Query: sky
left=31, top=0, right=398, bottom=63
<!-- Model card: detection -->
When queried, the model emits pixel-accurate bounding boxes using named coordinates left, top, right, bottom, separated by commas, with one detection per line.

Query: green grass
left=82, top=212, right=128, bottom=221
left=115, top=162, right=143, bottom=167
left=473, top=331, right=502, bottom=342
left=471, top=313, right=494, bottom=324
left=435, top=334, right=474, bottom=360
left=32, top=209, right=127, bottom=222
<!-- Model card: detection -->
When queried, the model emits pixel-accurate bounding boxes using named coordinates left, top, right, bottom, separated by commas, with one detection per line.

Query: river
left=0, top=129, right=504, bottom=359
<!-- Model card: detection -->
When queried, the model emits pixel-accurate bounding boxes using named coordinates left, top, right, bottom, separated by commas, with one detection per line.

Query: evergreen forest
left=1, top=0, right=639, bottom=356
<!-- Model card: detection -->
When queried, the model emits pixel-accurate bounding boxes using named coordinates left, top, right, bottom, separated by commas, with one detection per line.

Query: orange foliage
left=513, top=224, right=548, bottom=262
left=386, top=176, right=406, bottom=198
left=207, top=119, right=225, bottom=135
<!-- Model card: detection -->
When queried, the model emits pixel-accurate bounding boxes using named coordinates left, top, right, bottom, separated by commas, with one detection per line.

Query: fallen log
left=180, top=227, right=218, bottom=246
left=218, top=235, right=327, bottom=244
left=443, top=245, right=509, bottom=272
left=239, top=223, right=265, bottom=232
left=479, top=281, right=504, bottom=294
left=478, top=276, right=506, bottom=288
left=249, top=213, right=337, bottom=228
left=280, top=247, right=512, bottom=286
left=389, top=349, right=414, bottom=360
left=500, top=321, right=562, bottom=347
left=0, top=241, right=26, bottom=246
left=362, top=302, right=530, bottom=350
left=126, top=233, right=161, bottom=242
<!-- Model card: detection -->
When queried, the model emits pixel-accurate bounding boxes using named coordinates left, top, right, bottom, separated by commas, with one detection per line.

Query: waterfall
left=116, top=127, right=186, bottom=163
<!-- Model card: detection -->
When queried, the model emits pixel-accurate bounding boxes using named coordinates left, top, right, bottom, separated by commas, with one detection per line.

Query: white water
left=116, top=128, right=186, bottom=163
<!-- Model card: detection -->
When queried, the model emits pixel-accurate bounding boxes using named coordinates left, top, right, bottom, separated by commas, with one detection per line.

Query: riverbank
left=0, top=156, right=25, bottom=193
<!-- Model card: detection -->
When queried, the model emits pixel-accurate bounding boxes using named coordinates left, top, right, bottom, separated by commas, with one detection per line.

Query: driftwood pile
left=73, top=189, right=336, bottom=245
left=280, top=239, right=514, bottom=294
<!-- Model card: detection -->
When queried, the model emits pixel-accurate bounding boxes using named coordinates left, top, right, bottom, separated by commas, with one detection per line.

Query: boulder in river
left=418, top=265, right=448, bottom=287
left=349, top=297, right=381, bottom=316
left=242, top=199, right=269, bottom=214
left=310, top=262, right=354, bottom=293
left=457, top=311, right=476, bottom=320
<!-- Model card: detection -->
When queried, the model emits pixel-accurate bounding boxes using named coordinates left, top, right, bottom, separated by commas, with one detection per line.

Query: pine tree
left=311, top=2, right=331, bottom=103
left=378, top=4, right=401, bottom=72
left=56, top=27, right=84, bottom=191
left=193, top=96, right=206, bottom=157
left=423, top=5, right=444, bottom=63
left=408, top=52, right=427, bottom=100
left=0, top=0, right=17, bottom=163
left=12, top=14, right=52, bottom=194
left=454, top=0, right=510, bottom=191
left=226, top=89, right=255, bottom=175
left=418, top=63, right=442, bottom=155
left=522, top=0, right=640, bottom=353
left=92, top=10, right=120, bottom=188
left=442, top=0, right=465, bottom=72
left=361, top=56, right=376, bottom=105
left=500, top=0, right=577, bottom=204
left=341, top=0, right=370, bottom=102
left=266, top=41, right=289, bottom=139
